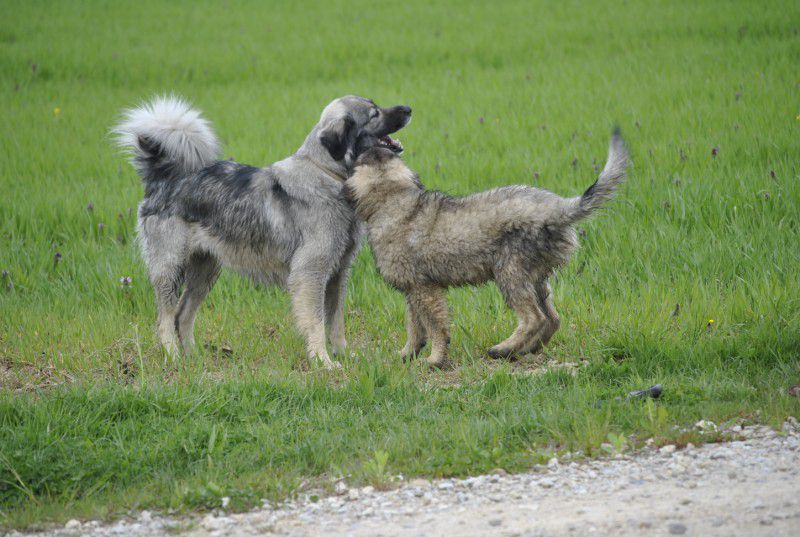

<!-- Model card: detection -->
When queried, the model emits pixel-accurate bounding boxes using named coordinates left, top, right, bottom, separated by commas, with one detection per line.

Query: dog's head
left=317, top=96, right=411, bottom=169
left=346, top=147, right=422, bottom=206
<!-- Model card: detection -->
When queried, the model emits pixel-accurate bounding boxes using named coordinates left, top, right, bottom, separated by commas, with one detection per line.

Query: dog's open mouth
left=378, top=135, right=404, bottom=154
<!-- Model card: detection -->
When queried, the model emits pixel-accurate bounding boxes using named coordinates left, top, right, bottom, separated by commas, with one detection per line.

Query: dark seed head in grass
left=479, top=116, right=485, bottom=124
left=769, top=170, right=776, bottom=179
left=53, top=252, right=61, bottom=265
left=98, top=222, right=105, bottom=233
left=2, top=270, right=11, bottom=291
left=86, top=202, right=94, bottom=211
left=711, top=146, right=718, bottom=158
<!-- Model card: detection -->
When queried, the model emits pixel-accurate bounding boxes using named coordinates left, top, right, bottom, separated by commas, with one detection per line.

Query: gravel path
left=12, top=420, right=800, bottom=537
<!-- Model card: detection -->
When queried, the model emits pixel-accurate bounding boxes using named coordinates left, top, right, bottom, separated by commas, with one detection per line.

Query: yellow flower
left=54, top=107, right=61, bottom=116
left=708, top=319, right=714, bottom=324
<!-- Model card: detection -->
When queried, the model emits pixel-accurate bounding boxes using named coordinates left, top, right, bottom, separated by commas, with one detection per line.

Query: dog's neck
left=353, top=182, right=420, bottom=223
left=295, top=136, right=349, bottom=182
left=303, top=157, right=348, bottom=183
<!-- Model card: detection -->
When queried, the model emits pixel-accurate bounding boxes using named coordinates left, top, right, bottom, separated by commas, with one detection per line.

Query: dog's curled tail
left=113, top=96, right=220, bottom=182
left=562, top=128, right=628, bottom=223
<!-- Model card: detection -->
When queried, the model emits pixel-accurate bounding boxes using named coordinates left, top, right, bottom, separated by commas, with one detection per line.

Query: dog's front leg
left=288, top=256, right=341, bottom=370
left=325, top=268, right=350, bottom=356
left=400, top=295, right=427, bottom=360
left=325, top=228, right=363, bottom=357
left=407, top=286, right=449, bottom=368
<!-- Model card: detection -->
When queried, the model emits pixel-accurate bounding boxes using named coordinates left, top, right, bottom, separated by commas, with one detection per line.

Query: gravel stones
left=12, top=422, right=800, bottom=537
left=668, top=521, right=688, bottom=534
left=659, top=444, right=677, bottom=455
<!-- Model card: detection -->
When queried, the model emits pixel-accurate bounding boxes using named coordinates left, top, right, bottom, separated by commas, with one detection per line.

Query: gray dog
left=346, top=131, right=628, bottom=367
left=114, top=95, right=411, bottom=368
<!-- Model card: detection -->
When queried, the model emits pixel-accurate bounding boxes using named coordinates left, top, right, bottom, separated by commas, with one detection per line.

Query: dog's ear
left=319, top=115, right=356, bottom=161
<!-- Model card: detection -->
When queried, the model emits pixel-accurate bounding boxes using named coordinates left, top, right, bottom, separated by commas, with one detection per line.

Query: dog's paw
left=400, top=340, right=427, bottom=362
left=317, top=358, right=342, bottom=370
left=311, top=350, right=342, bottom=370
left=487, top=346, right=515, bottom=360
left=425, top=354, right=448, bottom=369
left=399, top=347, right=418, bottom=362
left=331, top=339, right=348, bottom=356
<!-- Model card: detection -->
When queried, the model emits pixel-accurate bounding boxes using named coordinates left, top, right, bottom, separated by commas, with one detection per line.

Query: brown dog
left=346, top=131, right=628, bottom=367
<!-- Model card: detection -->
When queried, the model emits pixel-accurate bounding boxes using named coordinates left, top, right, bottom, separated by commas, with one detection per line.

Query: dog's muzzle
left=377, top=106, right=412, bottom=154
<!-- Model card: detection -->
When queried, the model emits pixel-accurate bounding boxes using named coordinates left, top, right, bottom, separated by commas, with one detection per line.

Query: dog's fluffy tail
left=560, top=128, right=628, bottom=224
left=113, top=96, right=220, bottom=182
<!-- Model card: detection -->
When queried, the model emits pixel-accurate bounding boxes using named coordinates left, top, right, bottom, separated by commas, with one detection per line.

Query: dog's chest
left=367, top=220, right=420, bottom=284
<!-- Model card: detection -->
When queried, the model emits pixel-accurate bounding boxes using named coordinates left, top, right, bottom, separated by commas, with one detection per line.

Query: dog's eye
left=370, top=109, right=380, bottom=120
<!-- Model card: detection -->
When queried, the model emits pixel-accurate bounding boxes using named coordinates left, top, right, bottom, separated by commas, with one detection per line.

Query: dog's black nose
left=399, top=106, right=412, bottom=116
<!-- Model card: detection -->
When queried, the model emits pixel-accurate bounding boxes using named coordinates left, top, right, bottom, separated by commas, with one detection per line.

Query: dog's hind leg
left=535, top=278, right=561, bottom=348
left=152, top=273, right=183, bottom=357
left=289, top=248, right=339, bottom=369
left=176, top=252, right=221, bottom=352
left=400, top=295, right=427, bottom=361
left=490, top=266, right=549, bottom=358
left=139, top=216, right=187, bottom=357
left=407, top=286, right=449, bottom=368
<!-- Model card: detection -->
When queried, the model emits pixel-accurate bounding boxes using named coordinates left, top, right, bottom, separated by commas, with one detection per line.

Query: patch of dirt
left=0, top=357, right=71, bottom=392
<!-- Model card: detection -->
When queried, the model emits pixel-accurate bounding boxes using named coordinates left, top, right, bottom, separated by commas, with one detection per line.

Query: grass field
left=1, top=0, right=799, bottom=529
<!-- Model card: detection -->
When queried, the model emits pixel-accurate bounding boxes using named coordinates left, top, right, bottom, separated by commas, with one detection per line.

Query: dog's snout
left=399, top=106, right=412, bottom=116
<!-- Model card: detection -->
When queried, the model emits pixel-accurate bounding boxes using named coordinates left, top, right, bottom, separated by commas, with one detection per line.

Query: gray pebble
left=668, top=522, right=688, bottom=534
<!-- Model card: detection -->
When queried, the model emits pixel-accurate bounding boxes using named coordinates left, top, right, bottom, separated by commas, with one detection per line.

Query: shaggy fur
left=113, top=95, right=411, bottom=368
left=347, top=131, right=628, bottom=367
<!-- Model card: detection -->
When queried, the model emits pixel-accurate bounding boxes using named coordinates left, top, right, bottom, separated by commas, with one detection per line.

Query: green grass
left=1, top=0, right=799, bottom=529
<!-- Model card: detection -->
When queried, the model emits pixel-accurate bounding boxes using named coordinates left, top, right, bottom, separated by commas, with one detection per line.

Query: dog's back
left=353, top=133, right=628, bottom=291
left=362, top=184, right=582, bottom=290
